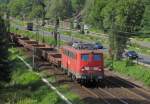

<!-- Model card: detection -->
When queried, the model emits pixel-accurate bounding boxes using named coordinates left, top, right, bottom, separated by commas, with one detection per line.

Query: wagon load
left=41, top=48, right=55, bottom=59
left=9, top=32, right=15, bottom=41
left=13, top=35, right=22, bottom=44
left=47, top=53, right=61, bottom=67
left=18, top=37, right=30, bottom=46
left=32, top=44, right=53, bottom=58
left=23, top=40, right=38, bottom=50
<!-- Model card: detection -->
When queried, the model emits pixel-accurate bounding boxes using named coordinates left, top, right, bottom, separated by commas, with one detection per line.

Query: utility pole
left=54, top=17, right=59, bottom=47
left=33, top=47, right=35, bottom=69
left=70, top=19, right=73, bottom=42
left=36, top=18, right=39, bottom=41
left=6, top=0, right=10, bottom=32
left=58, top=32, right=61, bottom=47
left=33, top=18, right=39, bottom=70
left=109, top=9, right=116, bottom=70
left=42, top=29, right=45, bottom=43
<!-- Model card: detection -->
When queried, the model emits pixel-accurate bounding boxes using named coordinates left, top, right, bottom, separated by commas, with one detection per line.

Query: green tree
left=102, top=0, right=145, bottom=60
left=46, top=0, right=73, bottom=20
left=84, top=0, right=108, bottom=29
left=142, top=0, right=150, bottom=33
left=0, top=0, right=9, bottom=16
left=84, top=0, right=145, bottom=60
left=0, top=15, right=10, bottom=81
left=72, top=0, right=86, bottom=13
left=29, top=0, right=46, bottom=25
left=8, top=0, right=32, bottom=19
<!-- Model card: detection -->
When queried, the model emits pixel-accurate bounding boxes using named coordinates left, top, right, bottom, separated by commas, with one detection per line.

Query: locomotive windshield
left=93, top=54, right=101, bottom=61
left=81, top=54, right=89, bottom=61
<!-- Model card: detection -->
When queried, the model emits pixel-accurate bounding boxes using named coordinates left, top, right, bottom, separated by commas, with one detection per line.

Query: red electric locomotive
left=61, top=43, right=104, bottom=83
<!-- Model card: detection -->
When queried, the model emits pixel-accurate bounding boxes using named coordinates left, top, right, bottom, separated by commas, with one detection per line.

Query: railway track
left=81, top=78, right=150, bottom=104
left=82, top=86, right=127, bottom=104
left=105, top=70, right=150, bottom=99
left=106, top=76, right=150, bottom=101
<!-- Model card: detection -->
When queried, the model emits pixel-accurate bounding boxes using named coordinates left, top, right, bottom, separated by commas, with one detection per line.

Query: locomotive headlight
left=85, top=67, right=90, bottom=70
left=81, top=69, right=85, bottom=71
left=93, top=67, right=99, bottom=70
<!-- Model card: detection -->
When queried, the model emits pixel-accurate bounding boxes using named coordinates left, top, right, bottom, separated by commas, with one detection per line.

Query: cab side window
left=64, top=49, right=68, bottom=56
left=64, top=49, right=76, bottom=59
left=82, top=54, right=89, bottom=61
left=93, top=54, right=101, bottom=61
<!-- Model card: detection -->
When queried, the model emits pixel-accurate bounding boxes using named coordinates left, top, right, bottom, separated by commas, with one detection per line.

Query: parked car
left=72, top=42, right=81, bottom=49
left=125, top=51, right=138, bottom=59
left=94, top=42, right=103, bottom=49
left=27, top=22, right=33, bottom=31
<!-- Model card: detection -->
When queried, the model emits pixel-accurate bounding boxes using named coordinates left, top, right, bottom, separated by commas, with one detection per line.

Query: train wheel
left=60, top=68, right=64, bottom=72
left=99, top=80, right=105, bottom=88
left=63, top=69, right=67, bottom=74
left=67, top=71, right=71, bottom=77
left=80, top=80, right=83, bottom=87
left=71, top=75, right=76, bottom=81
left=80, top=80, right=86, bottom=86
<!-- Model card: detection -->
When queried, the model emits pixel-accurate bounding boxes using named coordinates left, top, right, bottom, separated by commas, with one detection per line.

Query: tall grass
left=113, top=60, right=150, bottom=86
left=0, top=48, right=66, bottom=104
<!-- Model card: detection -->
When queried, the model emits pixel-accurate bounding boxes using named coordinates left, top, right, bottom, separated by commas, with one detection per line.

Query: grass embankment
left=11, top=19, right=27, bottom=26
left=10, top=27, right=65, bottom=45
left=134, top=35, right=150, bottom=43
left=0, top=48, right=82, bottom=104
left=136, top=38, right=150, bottom=43
left=106, top=59, right=150, bottom=87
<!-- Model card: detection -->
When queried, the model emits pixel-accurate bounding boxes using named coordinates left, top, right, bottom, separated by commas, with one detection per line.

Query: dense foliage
left=46, top=0, right=73, bottom=19
left=142, top=0, right=150, bottom=33
left=0, top=16, right=10, bottom=81
left=72, top=0, right=86, bottom=13
left=85, top=0, right=145, bottom=59
left=8, top=0, right=73, bottom=20
left=0, top=0, right=7, bottom=3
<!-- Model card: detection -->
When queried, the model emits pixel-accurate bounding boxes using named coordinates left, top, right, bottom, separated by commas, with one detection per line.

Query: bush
left=40, top=93, right=63, bottom=104
left=11, top=70, right=40, bottom=85
left=17, top=98, right=37, bottom=104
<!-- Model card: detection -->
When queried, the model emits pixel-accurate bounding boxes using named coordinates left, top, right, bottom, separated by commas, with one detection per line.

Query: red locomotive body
left=61, top=46, right=104, bottom=83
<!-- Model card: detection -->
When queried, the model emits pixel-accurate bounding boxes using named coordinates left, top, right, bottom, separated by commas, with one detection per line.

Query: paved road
left=13, top=24, right=150, bottom=66
left=139, top=54, right=150, bottom=65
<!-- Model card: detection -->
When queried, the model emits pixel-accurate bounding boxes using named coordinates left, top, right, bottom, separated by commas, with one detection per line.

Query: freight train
left=10, top=33, right=104, bottom=85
